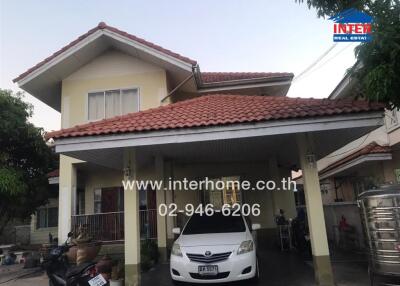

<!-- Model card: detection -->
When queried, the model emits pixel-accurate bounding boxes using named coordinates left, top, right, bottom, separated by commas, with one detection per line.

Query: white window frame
left=36, top=207, right=58, bottom=229
left=94, top=188, right=102, bottom=214
left=86, top=87, right=140, bottom=121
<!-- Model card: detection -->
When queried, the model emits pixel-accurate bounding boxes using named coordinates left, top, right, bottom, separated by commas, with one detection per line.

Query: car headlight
left=237, top=240, right=254, bottom=255
left=171, top=243, right=183, bottom=257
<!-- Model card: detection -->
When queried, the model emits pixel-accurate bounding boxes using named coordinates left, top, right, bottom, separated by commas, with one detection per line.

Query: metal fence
left=71, top=209, right=157, bottom=242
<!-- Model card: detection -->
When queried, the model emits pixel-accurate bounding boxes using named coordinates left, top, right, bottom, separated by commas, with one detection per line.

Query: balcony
left=71, top=209, right=157, bottom=242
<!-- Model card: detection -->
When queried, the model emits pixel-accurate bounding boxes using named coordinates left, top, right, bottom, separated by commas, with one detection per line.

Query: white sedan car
left=170, top=212, right=260, bottom=284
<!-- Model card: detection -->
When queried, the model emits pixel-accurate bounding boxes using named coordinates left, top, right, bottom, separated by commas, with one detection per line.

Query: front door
left=100, top=187, right=123, bottom=240
left=101, top=188, right=120, bottom=212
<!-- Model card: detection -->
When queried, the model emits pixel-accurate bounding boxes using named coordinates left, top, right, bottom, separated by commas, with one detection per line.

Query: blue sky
left=0, top=0, right=357, bottom=131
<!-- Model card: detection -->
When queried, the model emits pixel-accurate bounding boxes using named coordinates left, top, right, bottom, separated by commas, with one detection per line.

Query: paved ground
left=1, top=249, right=398, bottom=286
left=142, top=248, right=372, bottom=286
left=0, top=264, right=46, bottom=286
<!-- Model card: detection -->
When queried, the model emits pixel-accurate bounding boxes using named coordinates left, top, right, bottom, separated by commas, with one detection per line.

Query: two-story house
left=13, top=22, right=385, bottom=285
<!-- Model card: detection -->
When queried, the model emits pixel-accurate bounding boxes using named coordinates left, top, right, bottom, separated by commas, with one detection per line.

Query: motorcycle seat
left=66, top=262, right=95, bottom=278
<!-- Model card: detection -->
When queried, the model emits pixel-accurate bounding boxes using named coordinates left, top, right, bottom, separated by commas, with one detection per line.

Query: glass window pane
left=121, top=89, right=139, bottom=115
left=105, top=90, right=120, bottom=118
left=88, top=92, right=104, bottom=120
left=48, top=208, right=58, bottom=227
left=37, top=209, right=47, bottom=228
left=94, top=189, right=102, bottom=202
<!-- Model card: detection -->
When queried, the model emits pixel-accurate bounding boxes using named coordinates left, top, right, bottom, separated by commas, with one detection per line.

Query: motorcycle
left=43, top=232, right=108, bottom=286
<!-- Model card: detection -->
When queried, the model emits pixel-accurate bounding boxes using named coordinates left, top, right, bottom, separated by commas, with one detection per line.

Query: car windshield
left=182, top=212, right=246, bottom=235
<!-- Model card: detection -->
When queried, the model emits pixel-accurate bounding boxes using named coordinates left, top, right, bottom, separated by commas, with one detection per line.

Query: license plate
left=88, top=274, right=107, bottom=286
left=198, top=265, right=218, bottom=275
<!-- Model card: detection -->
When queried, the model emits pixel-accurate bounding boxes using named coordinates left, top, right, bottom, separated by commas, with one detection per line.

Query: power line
left=325, top=130, right=373, bottom=159
left=292, top=43, right=338, bottom=83
left=293, top=43, right=353, bottom=82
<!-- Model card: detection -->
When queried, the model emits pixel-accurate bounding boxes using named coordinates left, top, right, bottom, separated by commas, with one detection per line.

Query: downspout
left=160, top=73, right=194, bottom=103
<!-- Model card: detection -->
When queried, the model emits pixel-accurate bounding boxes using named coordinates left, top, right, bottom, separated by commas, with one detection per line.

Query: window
left=36, top=207, right=58, bottom=229
left=93, top=187, right=124, bottom=214
left=94, top=189, right=102, bottom=214
left=77, top=189, right=85, bottom=215
left=88, top=88, right=139, bottom=120
left=200, top=176, right=242, bottom=208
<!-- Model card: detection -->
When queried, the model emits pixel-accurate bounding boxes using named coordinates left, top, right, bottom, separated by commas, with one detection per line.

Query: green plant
left=140, top=240, right=159, bottom=272
left=0, top=89, right=56, bottom=235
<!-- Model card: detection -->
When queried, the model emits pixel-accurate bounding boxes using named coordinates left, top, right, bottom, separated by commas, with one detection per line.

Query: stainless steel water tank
left=358, top=185, right=400, bottom=277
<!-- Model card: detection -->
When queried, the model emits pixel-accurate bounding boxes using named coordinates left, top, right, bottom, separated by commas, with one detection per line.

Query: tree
left=0, top=89, right=56, bottom=234
left=296, top=0, right=400, bottom=109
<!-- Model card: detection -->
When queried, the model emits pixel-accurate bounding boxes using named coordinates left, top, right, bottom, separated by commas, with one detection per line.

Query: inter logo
left=329, top=8, right=373, bottom=42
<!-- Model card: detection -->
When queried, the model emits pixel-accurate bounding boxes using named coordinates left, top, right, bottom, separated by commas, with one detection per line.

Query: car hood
left=178, top=232, right=248, bottom=247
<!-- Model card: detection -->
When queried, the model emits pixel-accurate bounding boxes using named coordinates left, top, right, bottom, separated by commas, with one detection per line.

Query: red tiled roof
left=46, top=95, right=384, bottom=140
left=200, top=72, right=293, bottom=84
left=13, top=22, right=197, bottom=83
left=47, top=169, right=59, bottom=178
left=321, top=142, right=391, bottom=174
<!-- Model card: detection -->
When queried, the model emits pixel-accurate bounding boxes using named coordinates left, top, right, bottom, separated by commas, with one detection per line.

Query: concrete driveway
left=141, top=247, right=372, bottom=286
left=0, top=264, right=47, bottom=286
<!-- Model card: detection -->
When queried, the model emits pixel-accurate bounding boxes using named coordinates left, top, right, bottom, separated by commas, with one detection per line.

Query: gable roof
left=46, top=94, right=384, bottom=140
left=13, top=22, right=196, bottom=83
left=14, top=22, right=295, bottom=111
left=320, top=142, right=391, bottom=175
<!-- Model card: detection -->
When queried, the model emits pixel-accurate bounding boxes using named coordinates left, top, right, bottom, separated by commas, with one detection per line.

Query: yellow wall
left=82, top=168, right=124, bottom=214
left=76, top=159, right=297, bottom=230
left=58, top=50, right=169, bottom=236
left=61, top=50, right=168, bottom=128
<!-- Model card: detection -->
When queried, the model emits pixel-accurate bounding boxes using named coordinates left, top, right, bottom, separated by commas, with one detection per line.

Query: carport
left=47, top=95, right=384, bottom=286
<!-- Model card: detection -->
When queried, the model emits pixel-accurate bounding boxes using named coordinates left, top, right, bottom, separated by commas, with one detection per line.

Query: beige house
left=14, top=22, right=386, bottom=285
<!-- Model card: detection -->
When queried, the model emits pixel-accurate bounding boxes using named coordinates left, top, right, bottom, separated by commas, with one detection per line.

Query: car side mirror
left=252, top=223, right=261, bottom=231
left=172, top=227, right=181, bottom=235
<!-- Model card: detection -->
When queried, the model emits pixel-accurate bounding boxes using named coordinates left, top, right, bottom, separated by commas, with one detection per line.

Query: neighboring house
left=29, top=170, right=60, bottom=245
left=318, top=75, right=400, bottom=199
left=295, top=74, right=400, bottom=250
left=0, top=170, right=59, bottom=246
left=13, top=22, right=386, bottom=285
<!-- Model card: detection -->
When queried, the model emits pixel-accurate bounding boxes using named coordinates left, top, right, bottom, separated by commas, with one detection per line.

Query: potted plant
left=109, top=260, right=124, bottom=286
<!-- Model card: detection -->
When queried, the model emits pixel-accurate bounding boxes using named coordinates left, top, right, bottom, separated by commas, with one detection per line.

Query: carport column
left=268, top=156, right=297, bottom=219
left=155, top=155, right=168, bottom=262
left=297, top=133, right=335, bottom=286
left=123, top=148, right=141, bottom=286
left=58, top=155, right=77, bottom=242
